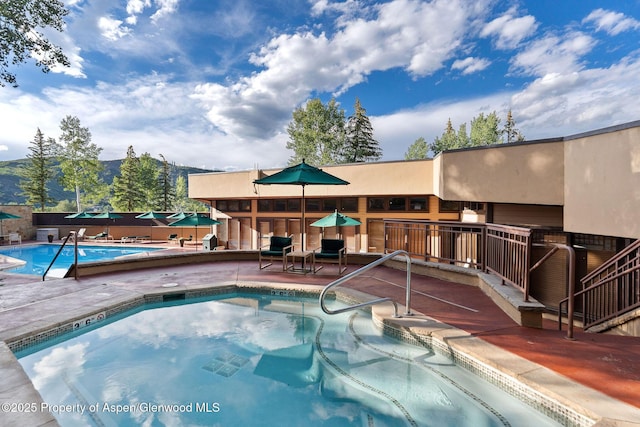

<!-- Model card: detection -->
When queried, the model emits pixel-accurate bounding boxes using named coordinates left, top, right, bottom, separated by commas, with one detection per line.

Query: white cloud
left=510, top=31, right=594, bottom=77
left=194, top=0, right=487, bottom=140
left=451, top=57, right=491, bottom=75
left=583, top=8, right=640, bottom=36
left=481, top=7, right=538, bottom=49
left=98, top=16, right=132, bottom=40
left=150, top=0, right=180, bottom=22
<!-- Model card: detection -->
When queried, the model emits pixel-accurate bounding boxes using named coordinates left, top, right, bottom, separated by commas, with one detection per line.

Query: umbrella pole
left=301, top=185, right=305, bottom=251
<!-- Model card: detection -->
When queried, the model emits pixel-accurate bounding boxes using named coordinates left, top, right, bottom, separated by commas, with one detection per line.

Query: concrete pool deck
left=0, top=252, right=639, bottom=426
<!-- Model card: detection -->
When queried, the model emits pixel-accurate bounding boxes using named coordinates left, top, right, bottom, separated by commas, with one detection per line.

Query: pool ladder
left=319, top=250, right=413, bottom=318
left=42, top=231, right=79, bottom=281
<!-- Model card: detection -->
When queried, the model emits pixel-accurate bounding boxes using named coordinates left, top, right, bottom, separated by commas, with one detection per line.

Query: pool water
left=17, top=294, right=563, bottom=427
left=0, top=244, right=162, bottom=275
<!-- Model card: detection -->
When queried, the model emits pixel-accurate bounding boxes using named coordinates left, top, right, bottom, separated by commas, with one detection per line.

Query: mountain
left=0, top=158, right=218, bottom=205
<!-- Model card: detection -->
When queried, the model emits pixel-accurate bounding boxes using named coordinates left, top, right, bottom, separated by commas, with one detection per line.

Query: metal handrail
left=319, top=250, right=413, bottom=318
left=42, top=231, right=78, bottom=281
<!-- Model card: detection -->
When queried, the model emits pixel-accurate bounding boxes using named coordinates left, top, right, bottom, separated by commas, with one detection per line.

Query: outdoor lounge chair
left=87, top=231, right=110, bottom=240
left=168, top=233, right=179, bottom=243
left=313, top=239, right=347, bottom=275
left=8, top=233, right=21, bottom=245
left=259, top=236, right=293, bottom=271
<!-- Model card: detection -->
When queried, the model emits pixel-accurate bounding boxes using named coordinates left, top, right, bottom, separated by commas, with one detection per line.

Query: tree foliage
left=427, top=111, right=525, bottom=156
left=0, top=0, right=70, bottom=87
left=342, top=98, right=382, bottom=163
left=157, top=154, right=175, bottom=211
left=19, top=128, right=56, bottom=211
left=57, top=115, right=104, bottom=212
left=112, top=146, right=145, bottom=211
left=502, top=109, right=525, bottom=143
left=404, top=137, right=428, bottom=160
left=470, top=111, right=501, bottom=147
left=286, top=98, right=346, bottom=166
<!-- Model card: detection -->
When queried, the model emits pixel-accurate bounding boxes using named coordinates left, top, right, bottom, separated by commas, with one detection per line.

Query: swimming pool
left=0, top=244, right=162, bottom=275
left=17, top=293, right=562, bottom=427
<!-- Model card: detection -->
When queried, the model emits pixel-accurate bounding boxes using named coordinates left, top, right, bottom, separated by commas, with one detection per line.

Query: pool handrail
left=42, top=231, right=78, bottom=281
left=319, top=250, right=413, bottom=318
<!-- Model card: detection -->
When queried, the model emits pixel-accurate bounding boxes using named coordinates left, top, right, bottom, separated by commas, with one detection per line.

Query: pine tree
left=20, top=128, right=57, bottom=211
left=429, top=118, right=459, bottom=155
left=112, top=146, right=145, bottom=211
left=138, top=152, right=162, bottom=210
left=342, top=98, right=382, bottom=163
left=502, top=109, right=525, bottom=143
left=158, top=154, right=174, bottom=211
left=58, top=115, right=104, bottom=212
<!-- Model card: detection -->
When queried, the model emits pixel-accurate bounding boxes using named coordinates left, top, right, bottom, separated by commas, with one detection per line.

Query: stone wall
left=0, top=205, right=34, bottom=239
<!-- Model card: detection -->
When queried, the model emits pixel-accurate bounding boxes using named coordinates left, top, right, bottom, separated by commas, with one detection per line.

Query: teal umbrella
left=135, top=211, right=166, bottom=239
left=92, top=212, right=123, bottom=237
left=311, top=209, right=361, bottom=228
left=0, top=211, right=20, bottom=236
left=166, top=211, right=189, bottom=220
left=253, top=159, right=349, bottom=250
left=169, top=214, right=221, bottom=249
left=64, top=211, right=95, bottom=219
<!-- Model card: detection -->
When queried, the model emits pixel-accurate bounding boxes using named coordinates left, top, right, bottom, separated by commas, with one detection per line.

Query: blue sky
left=1, top=0, right=640, bottom=170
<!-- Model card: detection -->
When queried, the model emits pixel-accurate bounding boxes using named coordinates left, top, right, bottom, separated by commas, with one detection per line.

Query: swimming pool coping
left=1, top=281, right=639, bottom=427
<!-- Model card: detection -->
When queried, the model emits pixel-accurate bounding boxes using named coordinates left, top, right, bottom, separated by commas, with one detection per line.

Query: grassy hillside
left=0, top=158, right=218, bottom=205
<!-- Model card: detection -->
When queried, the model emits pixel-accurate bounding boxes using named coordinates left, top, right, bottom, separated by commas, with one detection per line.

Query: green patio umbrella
left=135, top=211, right=166, bottom=240
left=92, top=211, right=123, bottom=237
left=166, top=211, right=189, bottom=220
left=311, top=209, right=361, bottom=239
left=0, top=211, right=20, bottom=236
left=169, top=214, right=221, bottom=249
left=253, top=159, right=349, bottom=250
left=64, top=211, right=95, bottom=219
left=311, top=209, right=361, bottom=228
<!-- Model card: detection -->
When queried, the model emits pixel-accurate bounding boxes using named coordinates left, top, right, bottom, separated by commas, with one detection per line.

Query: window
left=388, top=197, right=406, bottom=210
left=273, top=199, right=287, bottom=211
left=257, top=199, right=271, bottom=212
left=305, top=199, right=321, bottom=212
left=322, top=198, right=337, bottom=211
left=409, top=197, right=428, bottom=211
left=368, top=198, right=385, bottom=211
left=367, top=196, right=429, bottom=212
left=217, top=200, right=251, bottom=212
left=439, top=200, right=461, bottom=213
left=340, top=197, right=358, bottom=212
left=287, top=199, right=300, bottom=212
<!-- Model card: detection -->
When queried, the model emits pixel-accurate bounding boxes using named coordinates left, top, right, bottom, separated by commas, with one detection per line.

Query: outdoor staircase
left=563, top=239, right=640, bottom=335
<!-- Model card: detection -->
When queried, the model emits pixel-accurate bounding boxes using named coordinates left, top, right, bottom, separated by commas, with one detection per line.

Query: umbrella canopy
left=135, top=211, right=166, bottom=240
left=92, top=212, right=123, bottom=237
left=135, top=211, right=166, bottom=220
left=253, top=159, right=349, bottom=250
left=311, top=210, right=361, bottom=228
left=64, top=211, right=95, bottom=219
left=169, top=214, right=221, bottom=249
left=0, top=211, right=20, bottom=236
left=166, top=211, right=189, bottom=220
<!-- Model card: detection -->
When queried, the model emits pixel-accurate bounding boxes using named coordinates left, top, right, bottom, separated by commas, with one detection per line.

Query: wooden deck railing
left=485, top=224, right=532, bottom=301
left=560, top=239, right=640, bottom=330
left=384, top=220, right=532, bottom=301
left=383, top=220, right=485, bottom=269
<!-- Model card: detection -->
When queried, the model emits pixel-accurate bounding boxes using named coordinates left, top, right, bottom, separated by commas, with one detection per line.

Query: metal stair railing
left=319, top=250, right=413, bottom=318
left=42, top=231, right=79, bottom=281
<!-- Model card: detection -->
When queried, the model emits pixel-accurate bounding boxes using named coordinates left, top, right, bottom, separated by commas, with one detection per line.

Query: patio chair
left=8, top=232, right=21, bottom=245
left=168, top=233, right=179, bottom=243
left=312, top=239, right=347, bottom=275
left=259, top=236, right=293, bottom=271
left=87, top=231, right=108, bottom=240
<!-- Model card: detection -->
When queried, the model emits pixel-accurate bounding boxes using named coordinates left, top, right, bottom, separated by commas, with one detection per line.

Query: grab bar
left=42, top=231, right=78, bottom=281
left=319, top=250, right=413, bottom=318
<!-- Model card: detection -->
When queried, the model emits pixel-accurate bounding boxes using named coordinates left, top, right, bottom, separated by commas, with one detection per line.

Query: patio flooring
left=0, top=246, right=639, bottom=426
